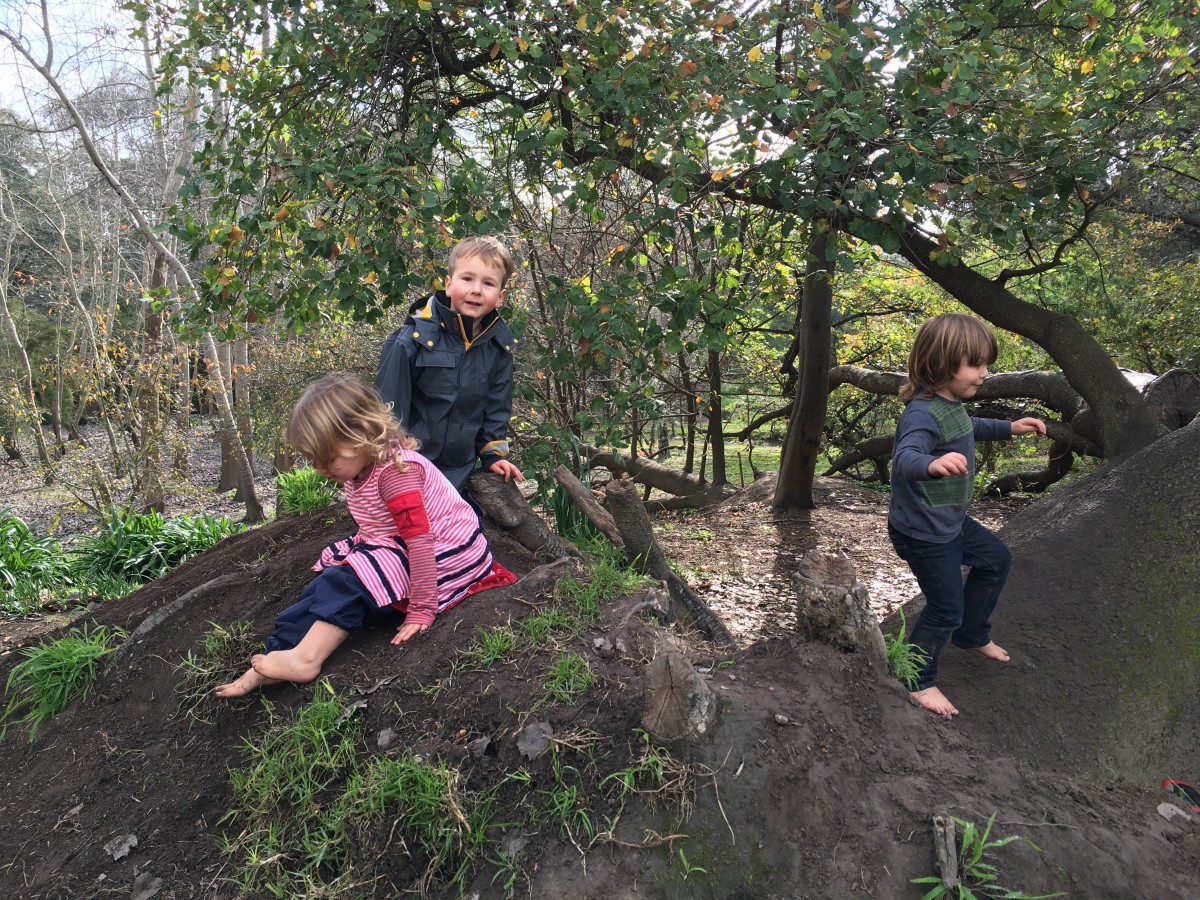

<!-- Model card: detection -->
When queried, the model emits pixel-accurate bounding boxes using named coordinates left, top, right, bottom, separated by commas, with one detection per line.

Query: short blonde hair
left=900, top=313, right=998, bottom=403
left=447, top=235, right=515, bottom=287
left=287, top=375, right=418, bottom=470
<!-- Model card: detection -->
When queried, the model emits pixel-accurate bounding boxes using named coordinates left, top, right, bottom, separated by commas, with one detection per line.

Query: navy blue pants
left=266, top=565, right=405, bottom=652
left=888, top=517, right=1012, bottom=691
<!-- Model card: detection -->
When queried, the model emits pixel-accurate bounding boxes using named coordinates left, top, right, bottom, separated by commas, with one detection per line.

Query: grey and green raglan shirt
left=888, top=396, right=1013, bottom=543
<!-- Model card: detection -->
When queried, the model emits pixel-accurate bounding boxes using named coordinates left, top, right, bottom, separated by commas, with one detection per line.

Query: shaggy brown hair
left=899, top=314, right=998, bottom=403
left=286, top=375, right=418, bottom=471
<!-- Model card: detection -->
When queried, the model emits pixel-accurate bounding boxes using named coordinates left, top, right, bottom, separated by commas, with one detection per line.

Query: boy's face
left=445, top=253, right=506, bottom=319
left=937, top=355, right=989, bottom=402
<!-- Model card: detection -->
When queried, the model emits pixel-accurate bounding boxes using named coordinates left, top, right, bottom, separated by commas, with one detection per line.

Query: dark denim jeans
left=888, top=517, right=1012, bottom=691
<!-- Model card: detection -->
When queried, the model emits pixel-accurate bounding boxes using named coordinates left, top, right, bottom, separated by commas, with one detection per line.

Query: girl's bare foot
left=974, top=641, right=1010, bottom=662
left=251, top=650, right=321, bottom=684
left=215, top=667, right=281, bottom=698
left=911, top=686, right=959, bottom=716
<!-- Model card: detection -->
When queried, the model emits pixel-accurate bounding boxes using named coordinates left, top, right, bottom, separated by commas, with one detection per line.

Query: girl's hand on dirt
left=392, top=622, right=428, bottom=645
left=928, top=452, right=969, bottom=477
left=1011, top=417, right=1046, bottom=437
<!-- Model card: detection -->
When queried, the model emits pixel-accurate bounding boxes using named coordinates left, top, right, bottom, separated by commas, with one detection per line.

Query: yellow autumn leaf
left=617, top=134, right=635, bottom=147
left=711, top=168, right=732, bottom=182
left=222, top=267, right=236, bottom=278
left=748, top=46, right=762, bottom=62
left=518, top=37, right=529, bottom=52
left=1081, top=58, right=1095, bottom=74
left=577, top=13, right=588, bottom=29
left=540, top=109, right=554, bottom=125
left=418, top=0, right=431, bottom=8
left=363, top=271, right=378, bottom=284
left=816, top=47, right=832, bottom=60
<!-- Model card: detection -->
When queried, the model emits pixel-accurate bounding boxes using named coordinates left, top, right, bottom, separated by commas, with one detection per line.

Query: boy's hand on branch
left=928, top=452, right=969, bottom=478
left=392, top=622, right=428, bottom=645
left=488, top=459, right=525, bottom=482
left=1011, top=417, right=1047, bottom=437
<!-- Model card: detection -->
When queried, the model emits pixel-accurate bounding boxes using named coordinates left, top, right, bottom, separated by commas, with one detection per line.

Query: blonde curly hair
left=286, top=375, right=418, bottom=471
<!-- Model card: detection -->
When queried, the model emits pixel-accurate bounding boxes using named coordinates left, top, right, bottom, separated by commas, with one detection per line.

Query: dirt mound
left=0, top=499, right=1196, bottom=898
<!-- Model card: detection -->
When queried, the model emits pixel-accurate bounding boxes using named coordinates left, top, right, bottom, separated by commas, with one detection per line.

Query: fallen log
left=468, top=471, right=578, bottom=561
left=602, top=478, right=734, bottom=647
left=551, top=465, right=623, bottom=548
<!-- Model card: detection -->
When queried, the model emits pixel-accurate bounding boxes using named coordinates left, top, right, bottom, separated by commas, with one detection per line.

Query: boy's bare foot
left=215, top=667, right=281, bottom=698
left=974, top=641, right=1010, bottom=662
left=911, top=686, right=959, bottom=716
left=251, top=650, right=321, bottom=685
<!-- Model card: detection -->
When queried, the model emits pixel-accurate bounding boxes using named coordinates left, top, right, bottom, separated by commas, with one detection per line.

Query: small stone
left=377, top=728, right=396, bottom=751
left=467, top=736, right=491, bottom=758
left=592, top=637, right=615, bottom=658
left=517, top=722, right=554, bottom=760
left=774, top=714, right=790, bottom=725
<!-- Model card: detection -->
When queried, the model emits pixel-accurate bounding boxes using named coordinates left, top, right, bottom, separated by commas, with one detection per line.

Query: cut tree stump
left=603, top=478, right=734, bottom=647
left=792, top=551, right=887, bottom=667
left=641, top=648, right=718, bottom=744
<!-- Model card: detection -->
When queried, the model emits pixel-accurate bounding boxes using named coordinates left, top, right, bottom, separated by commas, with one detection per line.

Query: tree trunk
left=706, top=348, right=728, bottom=487
left=679, top=350, right=698, bottom=475
left=896, top=224, right=1159, bottom=459
left=234, top=338, right=253, bottom=468
left=203, top=333, right=264, bottom=523
left=603, top=478, right=733, bottom=647
left=216, top=340, right=239, bottom=494
left=774, top=225, right=835, bottom=510
left=138, top=251, right=168, bottom=514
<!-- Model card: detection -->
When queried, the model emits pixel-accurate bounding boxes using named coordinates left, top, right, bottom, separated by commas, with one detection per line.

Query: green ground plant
left=465, top=624, right=519, bottom=667
left=276, top=466, right=337, bottom=514
left=222, top=683, right=501, bottom=896
left=175, top=621, right=259, bottom=724
left=1, top=624, right=125, bottom=740
left=912, top=813, right=1066, bottom=900
left=884, top=609, right=928, bottom=691
left=74, top=509, right=244, bottom=583
left=543, top=651, right=594, bottom=704
left=0, top=509, right=75, bottom=593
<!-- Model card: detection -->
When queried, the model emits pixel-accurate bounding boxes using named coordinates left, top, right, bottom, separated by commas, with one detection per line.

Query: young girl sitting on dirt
left=888, top=314, right=1046, bottom=717
left=216, top=375, right=515, bottom=698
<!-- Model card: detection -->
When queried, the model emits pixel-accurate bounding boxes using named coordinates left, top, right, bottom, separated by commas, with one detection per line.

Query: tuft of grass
left=222, top=684, right=363, bottom=895
left=543, top=651, right=593, bottom=704
left=175, top=621, right=259, bottom=724
left=536, top=749, right=595, bottom=844
left=1, top=624, right=125, bottom=740
left=518, top=606, right=580, bottom=644
left=884, top=608, right=927, bottom=691
left=348, top=752, right=494, bottom=892
left=912, top=813, right=1067, bottom=900
left=276, top=465, right=337, bottom=514
left=554, top=548, right=655, bottom=621
left=223, top=683, right=499, bottom=896
left=465, top=624, right=519, bottom=667
left=74, top=509, right=243, bottom=583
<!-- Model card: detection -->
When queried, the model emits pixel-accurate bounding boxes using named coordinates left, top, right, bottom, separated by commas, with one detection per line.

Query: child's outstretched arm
left=1011, top=416, right=1047, bottom=436
left=380, top=468, right=438, bottom=644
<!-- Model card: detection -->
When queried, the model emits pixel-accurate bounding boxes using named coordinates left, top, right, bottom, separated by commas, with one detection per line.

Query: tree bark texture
left=468, top=471, right=578, bottom=561
left=641, top=648, right=719, bottom=744
left=551, top=465, right=623, bottom=548
left=603, top=478, right=734, bottom=647
left=584, top=444, right=704, bottom=497
left=792, top=551, right=887, bottom=668
left=775, top=225, right=836, bottom=510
